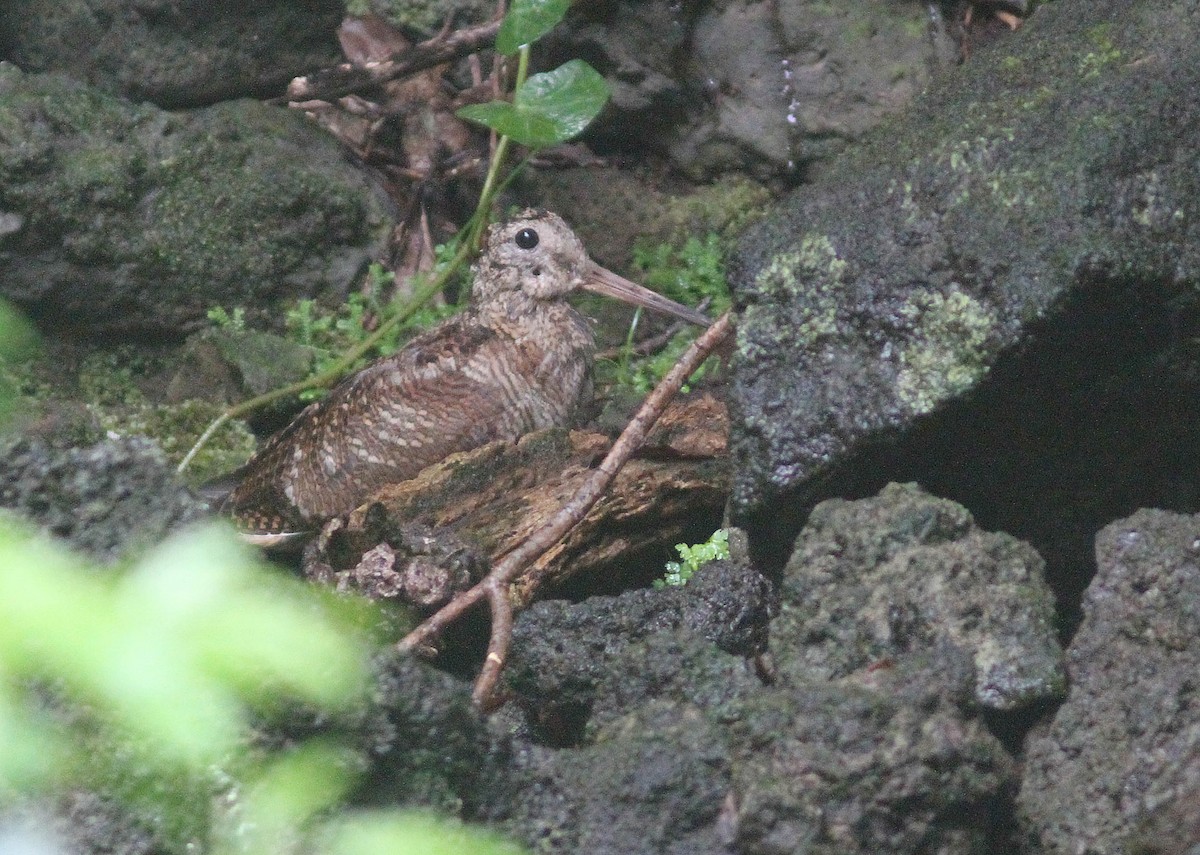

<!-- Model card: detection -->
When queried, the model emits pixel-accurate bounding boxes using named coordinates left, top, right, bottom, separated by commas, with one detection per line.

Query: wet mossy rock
left=0, top=436, right=207, bottom=562
left=1020, top=508, right=1200, bottom=854
left=729, top=2, right=1200, bottom=540
left=776, top=483, right=1064, bottom=713
left=3, top=0, right=342, bottom=108
left=0, top=67, right=393, bottom=336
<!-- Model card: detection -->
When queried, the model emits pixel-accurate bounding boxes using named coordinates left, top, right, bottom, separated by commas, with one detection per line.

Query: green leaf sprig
left=458, top=0, right=610, bottom=249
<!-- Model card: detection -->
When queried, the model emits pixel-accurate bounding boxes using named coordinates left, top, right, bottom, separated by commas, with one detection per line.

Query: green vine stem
left=468, top=44, right=531, bottom=251
left=177, top=239, right=473, bottom=474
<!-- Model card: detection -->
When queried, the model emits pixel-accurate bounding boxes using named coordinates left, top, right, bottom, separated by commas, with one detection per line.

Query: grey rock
left=729, top=652, right=1014, bottom=854
left=0, top=67, right=394, bottom=337
left=0, top=436, right=207, bottom=562
left=776, top=483, right=1064, bottom=712
left=503, top=700, right=734, bottom=855
left=165, top=328, right=319, bottom=405
left=1126, top=746, right=1200, bottom=855
left=495, top=565, right=766, bottom=852
left=727, top=0, right=1200, bottom=601
left=1, top=792, right=174, bottom=855
left=2, top=0, right=342, bottom=108
left=551, top=0, right=957, bottom=180
left=506, top=560, right=770, bottom=726
left=1019, top=508, right=1200, bottom=854
left=350, top=652, right=507, bottom=814
left=498, top=490, right=1030, bottom=853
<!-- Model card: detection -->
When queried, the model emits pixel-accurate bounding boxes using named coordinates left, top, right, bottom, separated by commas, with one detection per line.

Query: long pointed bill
left=582, top=261, right=712, bottom=328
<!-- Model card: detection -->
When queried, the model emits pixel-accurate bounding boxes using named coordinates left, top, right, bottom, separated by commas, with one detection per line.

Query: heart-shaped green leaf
left=496, top=0, right=571, bottom=54
left=458, top=60, right=610, bottom=148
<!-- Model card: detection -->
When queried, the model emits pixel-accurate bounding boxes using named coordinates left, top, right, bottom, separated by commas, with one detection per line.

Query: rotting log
left=309, top=393, right=729, bottom=604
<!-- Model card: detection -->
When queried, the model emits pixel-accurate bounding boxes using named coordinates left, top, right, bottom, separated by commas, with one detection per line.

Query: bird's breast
left=226, top=304, right=597, bottom=532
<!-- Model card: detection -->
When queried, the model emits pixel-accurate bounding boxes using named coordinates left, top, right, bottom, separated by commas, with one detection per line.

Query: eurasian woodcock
left=224, top=210, right=710, bottom=537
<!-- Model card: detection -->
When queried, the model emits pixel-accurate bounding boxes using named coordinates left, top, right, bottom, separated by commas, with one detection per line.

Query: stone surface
left=346, top=652, right=508, bottom=814
left=1019, top=509, right=1200, bottom=854
left=0, top=436, right=207, bottom=562
left=1, top=0, right=342, bottom=108
left=506, top=560, right=770, bottom=728
left=777, top=483, right=1064, bottom=712
left=500, top=583, right=761, bottom=853
left=0, top=67, right=394, bottom=337
left=0, top=793, right=168, bottom=855
left=495, top=486, right=1036, bottom=853
left=730, top=652, right=1014, bottom=854
left=163, top=327, right=321, bottom=419
left=502, top=699, right=735, bottom=855
left=727, top=0, right=1200, bottom=606
left=548, top=0, right=958, bottom=179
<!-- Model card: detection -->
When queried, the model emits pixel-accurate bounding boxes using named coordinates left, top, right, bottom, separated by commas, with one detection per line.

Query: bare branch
left=396, top=311, right=735, bottom=710
left=275, top=20, right=501, bottom=106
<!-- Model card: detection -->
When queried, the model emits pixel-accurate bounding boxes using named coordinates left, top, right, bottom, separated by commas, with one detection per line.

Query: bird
left=224, top=209, right=711, bottom=540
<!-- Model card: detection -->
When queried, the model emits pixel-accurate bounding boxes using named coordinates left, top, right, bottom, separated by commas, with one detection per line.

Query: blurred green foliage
left=0, top=518, right=528, bottom=853
left=0, top=293, right=525, bottom=852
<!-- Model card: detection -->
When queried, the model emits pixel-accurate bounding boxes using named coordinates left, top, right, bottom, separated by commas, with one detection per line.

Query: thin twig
left=273, top=20, right=501, bottom=106
left=397, top=312, right=735, bottom=710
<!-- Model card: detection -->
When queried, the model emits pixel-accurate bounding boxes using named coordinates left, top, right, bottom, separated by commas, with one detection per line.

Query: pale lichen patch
left=739, top=234, right=849, bottom=362
left=896, top=287, right=996, bottom=416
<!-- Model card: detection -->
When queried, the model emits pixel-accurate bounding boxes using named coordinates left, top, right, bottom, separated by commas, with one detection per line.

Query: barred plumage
left=224, top=210, right=709, bottom=536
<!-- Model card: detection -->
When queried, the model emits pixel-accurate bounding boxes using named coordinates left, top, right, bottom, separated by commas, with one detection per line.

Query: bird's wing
left=225, top=316, right=546, bottom=532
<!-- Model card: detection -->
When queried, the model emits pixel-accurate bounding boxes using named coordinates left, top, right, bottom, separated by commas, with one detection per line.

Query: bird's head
left=476, top=210, right=588, bottom=301
left=474, top=210, right=711, bottom=327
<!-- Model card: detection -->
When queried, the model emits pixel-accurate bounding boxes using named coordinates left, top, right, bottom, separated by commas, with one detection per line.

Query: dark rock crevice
left=744, top=271, right=1200, bottom=636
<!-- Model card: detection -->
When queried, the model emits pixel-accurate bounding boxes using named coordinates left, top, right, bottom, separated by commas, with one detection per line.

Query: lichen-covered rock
left=0, top=436, right=207, bottom=561
left=776, top=483, right=1064, bottom=712
left=1019, top=509, right=1200, bottom=854
left=0, top=67, right=394, bottom=337
left=3, top=0, right=342, bottom=108
left=728, top=0, right=1200, bottom=595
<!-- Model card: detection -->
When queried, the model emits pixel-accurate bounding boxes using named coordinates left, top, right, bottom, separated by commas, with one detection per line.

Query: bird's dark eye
left=515, top=227, right=539, bottom=250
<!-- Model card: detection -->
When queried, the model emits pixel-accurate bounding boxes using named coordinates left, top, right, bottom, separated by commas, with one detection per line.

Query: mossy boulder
left=0, top=67, right=394, bottom=337
left=3, top=0, right=342, bottom=108
left=728, top=1, right=1200, bottom=596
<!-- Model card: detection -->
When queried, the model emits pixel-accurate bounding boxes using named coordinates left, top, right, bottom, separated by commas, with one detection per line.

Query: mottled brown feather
left=223, top=209, right=701, bottom=536
left=225, top=303, right=592, bottom=533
